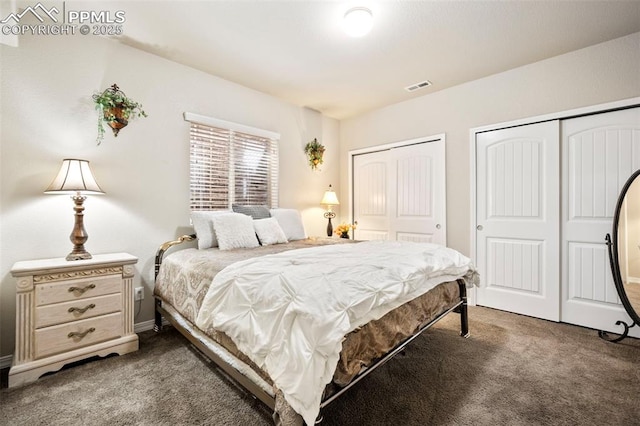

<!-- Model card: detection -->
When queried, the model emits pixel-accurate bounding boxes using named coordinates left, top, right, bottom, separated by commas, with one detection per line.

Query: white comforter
left=195, top=240, right=478, bottom=425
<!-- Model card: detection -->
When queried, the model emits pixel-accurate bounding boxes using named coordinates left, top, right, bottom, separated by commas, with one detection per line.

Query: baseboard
left=134, top=319, right=156, bottom=333
left=1, top=354, right=12, bottom=369
left=134, top=318, right=170, bottom=333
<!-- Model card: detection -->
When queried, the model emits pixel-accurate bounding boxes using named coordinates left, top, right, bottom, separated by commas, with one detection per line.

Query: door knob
left=435, top=224, right=441, bottom=229
left=477, top=225, right=483, bottom=231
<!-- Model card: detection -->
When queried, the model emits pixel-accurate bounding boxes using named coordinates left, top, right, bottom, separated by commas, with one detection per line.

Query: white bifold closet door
left=353, top=140, right=446, bottom=244
left=561, top=108, right=640, bottom=337
left=476, top=107, right=640, bottom=335
left=475, top=121, right=560, bottom=321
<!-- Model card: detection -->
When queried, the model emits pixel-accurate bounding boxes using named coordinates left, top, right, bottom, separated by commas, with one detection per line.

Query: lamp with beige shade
left=45, top=159, right=104, bottom=261
left=321, top=184, right=339, bottom=237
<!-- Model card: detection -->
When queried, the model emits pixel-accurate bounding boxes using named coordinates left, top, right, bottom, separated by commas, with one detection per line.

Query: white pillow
left=269, top=209, right=307, bottom=241
left=211, top=213, right=260, bottom=250
left=191, top=210, right=232, bottom=249
left=253, top=218, right=288, bottom=246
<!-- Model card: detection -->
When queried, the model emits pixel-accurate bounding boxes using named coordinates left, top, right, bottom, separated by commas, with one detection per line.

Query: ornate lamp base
left=324, top=211, right=336, bottom=237
left=66, top=251, right=93, bottom=261
left=66, top=194, right=92, bottom=261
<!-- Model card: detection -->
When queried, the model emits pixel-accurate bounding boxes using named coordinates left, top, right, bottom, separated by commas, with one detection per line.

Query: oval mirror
left=602, top=169, right=640, bottom=342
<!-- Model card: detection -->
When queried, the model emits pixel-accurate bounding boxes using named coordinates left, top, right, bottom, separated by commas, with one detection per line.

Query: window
left=185, top=113, right=279, bottom=210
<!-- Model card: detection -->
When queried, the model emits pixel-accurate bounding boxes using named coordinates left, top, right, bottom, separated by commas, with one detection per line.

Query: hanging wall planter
left=92, top=84, right=147, bottom=145
left=304, top=138, right=325, bottom=171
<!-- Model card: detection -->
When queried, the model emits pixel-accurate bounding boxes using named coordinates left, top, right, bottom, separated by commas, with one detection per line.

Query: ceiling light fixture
left=343, top=7, right=373, bottom=37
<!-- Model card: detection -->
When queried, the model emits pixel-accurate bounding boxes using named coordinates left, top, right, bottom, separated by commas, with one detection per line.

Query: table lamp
left=321, top=184, right=340, bottom=237
left=45, top=159, right=104, bottom=261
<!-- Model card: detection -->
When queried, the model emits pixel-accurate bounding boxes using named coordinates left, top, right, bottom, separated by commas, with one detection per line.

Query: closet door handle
left=477, top=225, right=483, bottom=231
left=436, top=224, right=441, bottom=229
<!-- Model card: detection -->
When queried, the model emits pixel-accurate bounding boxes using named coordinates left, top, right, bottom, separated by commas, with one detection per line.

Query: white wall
left=339, top=32, right=640, bottom=255
left=0, top=34, right=340, bottom=358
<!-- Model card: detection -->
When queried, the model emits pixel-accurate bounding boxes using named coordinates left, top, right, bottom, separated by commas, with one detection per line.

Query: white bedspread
left=195, top=240, right=478, bottom=425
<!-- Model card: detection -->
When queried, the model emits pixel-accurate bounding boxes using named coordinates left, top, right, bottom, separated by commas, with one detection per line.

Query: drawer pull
left=68, top=283, right=96, bottom=294
left=68, top=328, right=95, bottom=339
left=68, top=304, right=96, bottom=314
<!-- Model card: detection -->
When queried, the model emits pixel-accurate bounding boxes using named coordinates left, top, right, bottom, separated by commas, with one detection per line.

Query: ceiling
left=102, top=1, right=640, bottom=119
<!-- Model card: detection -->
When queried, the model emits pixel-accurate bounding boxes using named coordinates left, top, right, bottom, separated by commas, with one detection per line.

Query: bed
left=153, top=210, right=478, bottom=425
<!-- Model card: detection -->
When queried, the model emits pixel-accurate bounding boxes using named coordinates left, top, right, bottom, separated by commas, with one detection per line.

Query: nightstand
left=8, top=253, right=139, bottom=387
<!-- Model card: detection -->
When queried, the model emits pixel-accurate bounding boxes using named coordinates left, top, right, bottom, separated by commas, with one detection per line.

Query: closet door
left=561, top=107, right=640, bottom=336
left=391, top=142, right=446, bottom=244
left=475, top=121, right=560, bottom=321
left=353, top=149, right=390, bottom=241
left=353, top=139, right=446, bottom=244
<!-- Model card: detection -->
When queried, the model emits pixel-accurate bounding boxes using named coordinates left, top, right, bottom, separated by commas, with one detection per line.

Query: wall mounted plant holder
left=304, top=138, right=325, bottom=171
left=92, top=84, right=147, bottom=145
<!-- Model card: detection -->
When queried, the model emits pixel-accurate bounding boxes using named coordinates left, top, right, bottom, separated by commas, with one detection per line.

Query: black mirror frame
left=601, top=168, right=640, bottom=342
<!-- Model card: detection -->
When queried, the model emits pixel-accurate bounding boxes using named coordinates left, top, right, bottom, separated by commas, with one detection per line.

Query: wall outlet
left=134, top=287, right=144, bottom=301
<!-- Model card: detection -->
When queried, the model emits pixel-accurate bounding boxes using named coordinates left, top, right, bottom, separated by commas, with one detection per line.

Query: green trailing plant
left=304, top=138, right=325, bottom=170
left=92, top=84, right=147, bottom=145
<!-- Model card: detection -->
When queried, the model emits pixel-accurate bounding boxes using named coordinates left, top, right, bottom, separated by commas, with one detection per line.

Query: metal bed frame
left=153, top=234, right=470, bottom=423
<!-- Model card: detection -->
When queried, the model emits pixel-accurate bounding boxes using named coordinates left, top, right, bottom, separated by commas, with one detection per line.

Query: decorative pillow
left=269, top=209, right=307, bottom=241
left=191, top=210, right=232, bottom=249
left=232, top=204, right=271, bottom=220
left=253, top=218, right=288, bottom=246
left=211, top=213, right=260, bottom=250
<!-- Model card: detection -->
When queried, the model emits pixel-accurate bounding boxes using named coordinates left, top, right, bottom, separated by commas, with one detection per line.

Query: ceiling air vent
left=405, top=80, right=432, bottom=92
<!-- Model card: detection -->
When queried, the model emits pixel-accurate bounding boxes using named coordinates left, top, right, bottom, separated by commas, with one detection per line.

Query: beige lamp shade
left=321, top=185, right=340, bottom=206
left=45, top=159, right=104, bottom=195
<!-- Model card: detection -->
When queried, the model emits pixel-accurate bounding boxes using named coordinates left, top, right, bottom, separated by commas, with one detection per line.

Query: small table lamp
left=45, top=159, right=104, bottom=261
left=321, top=184, right=340, bottom=237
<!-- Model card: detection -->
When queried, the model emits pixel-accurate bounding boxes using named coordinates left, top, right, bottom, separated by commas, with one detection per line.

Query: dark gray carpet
left=1, top=306, right=639, bottom=426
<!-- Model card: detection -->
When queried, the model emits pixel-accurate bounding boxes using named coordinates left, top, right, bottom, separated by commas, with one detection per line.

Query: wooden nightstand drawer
left=35, top=274, right=121, bottom=306
left=34, top=312, right=123, bottom=359
left=35, top=293, right=122, bottom=328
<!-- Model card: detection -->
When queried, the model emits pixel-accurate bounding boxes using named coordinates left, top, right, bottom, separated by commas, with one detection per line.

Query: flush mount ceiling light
left=343, top=7, right=373, bottom=37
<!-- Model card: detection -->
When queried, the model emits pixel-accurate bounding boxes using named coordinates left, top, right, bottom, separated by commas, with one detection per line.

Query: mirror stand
left=599, top=234, right=638, bottom=343
left=598, top=323, right=637, bottom=343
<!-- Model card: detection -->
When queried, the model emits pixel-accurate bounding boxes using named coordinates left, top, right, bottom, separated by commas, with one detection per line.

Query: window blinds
left=188, top=119, right=279, bottom=211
